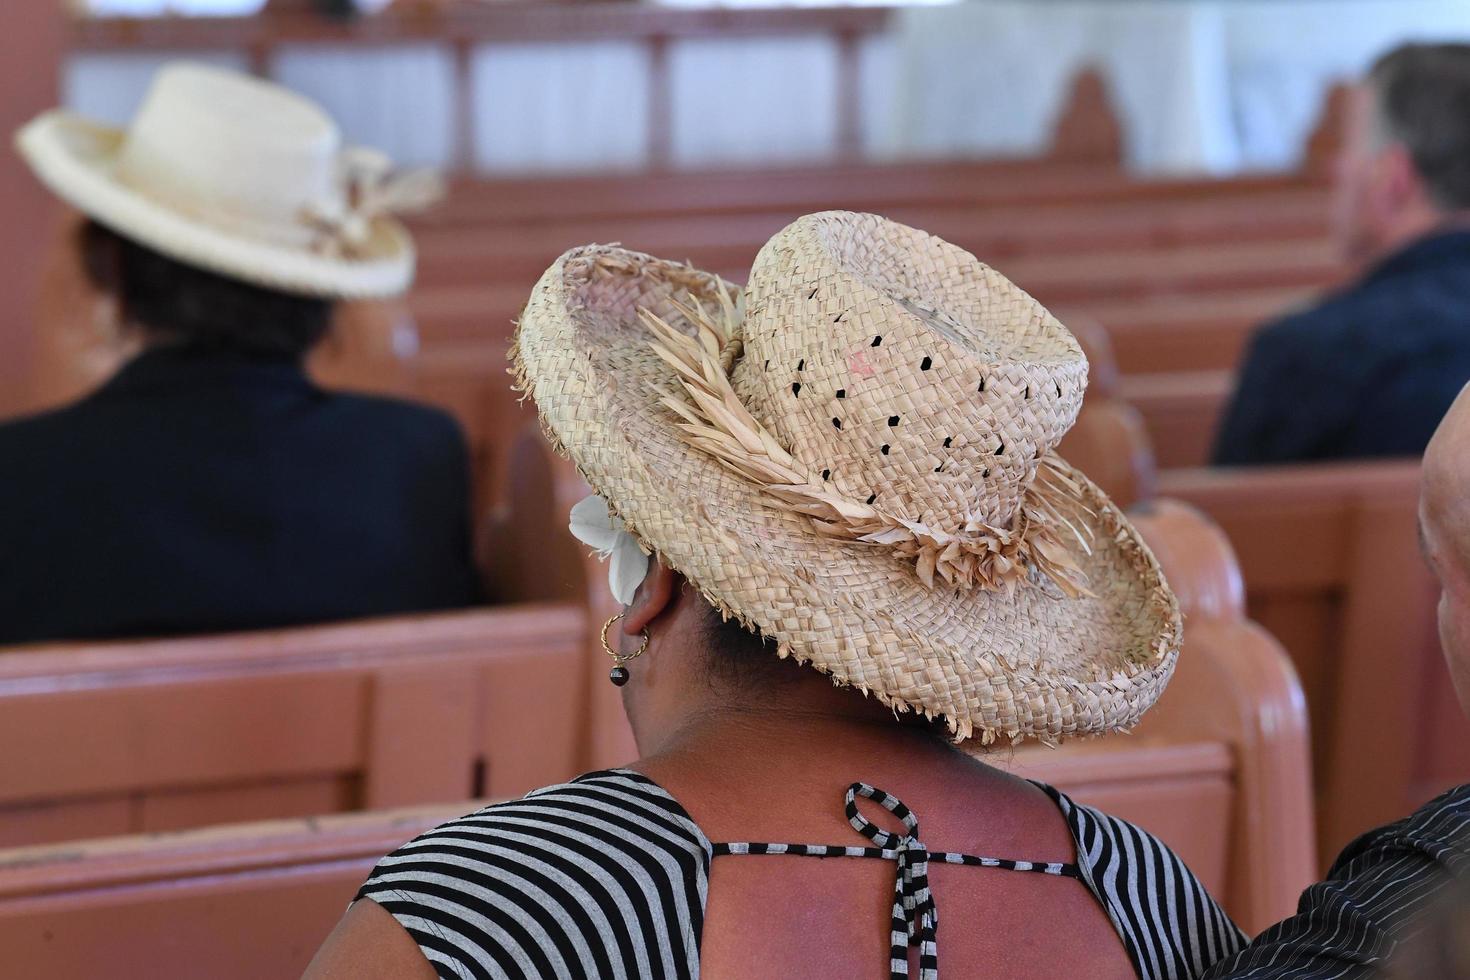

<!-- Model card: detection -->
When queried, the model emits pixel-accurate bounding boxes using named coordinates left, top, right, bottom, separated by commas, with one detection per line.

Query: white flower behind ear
left=569, top=495, right=650, bottom=606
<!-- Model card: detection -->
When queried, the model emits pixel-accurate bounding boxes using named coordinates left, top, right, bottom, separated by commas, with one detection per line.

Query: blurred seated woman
left=306, top=212, right=1244, bottom=979
left=0, top=64, right=481, bottom=646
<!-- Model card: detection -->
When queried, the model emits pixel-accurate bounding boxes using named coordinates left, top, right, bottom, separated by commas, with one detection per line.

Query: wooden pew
left=0, top=499, right=1310, bottom=978
left=1070, top=284, right=1310, bottom=377
left=429, top=162, right=1322, bottom=228
left=409, top=187, right=1331, bottom=289
left=1058, top=317, right=1157, bottom=508
left=1159, top=461, right=1468, bottom=858
left=0, top=605, right=586, bottom=849
left=1121, top=369, right=1234, bottom=470
left=0, top=802, right=461, bottom=980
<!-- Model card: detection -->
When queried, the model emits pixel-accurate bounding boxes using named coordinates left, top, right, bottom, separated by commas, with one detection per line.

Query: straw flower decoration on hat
left=516, top=211, right=1181, bottom=746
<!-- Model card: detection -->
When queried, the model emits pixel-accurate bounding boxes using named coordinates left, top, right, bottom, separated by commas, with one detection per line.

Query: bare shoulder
left=301, top=899, right=438, bottom=980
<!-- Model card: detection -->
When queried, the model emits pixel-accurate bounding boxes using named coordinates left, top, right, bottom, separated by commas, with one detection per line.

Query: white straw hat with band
left=14, top=62, right=439, bottom=299
left=517, top=211, right=1181, bottom=746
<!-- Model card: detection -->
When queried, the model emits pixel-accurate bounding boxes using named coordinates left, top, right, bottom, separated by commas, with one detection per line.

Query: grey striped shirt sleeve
left=1203, top=784, right=1470, bottom=980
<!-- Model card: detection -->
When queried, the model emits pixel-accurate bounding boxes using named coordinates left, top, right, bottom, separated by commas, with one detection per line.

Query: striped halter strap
left=710, top=782, right=1085, bottom=980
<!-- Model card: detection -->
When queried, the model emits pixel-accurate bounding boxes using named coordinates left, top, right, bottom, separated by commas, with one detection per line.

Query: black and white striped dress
left=357, top=769, right=1244, bottom=980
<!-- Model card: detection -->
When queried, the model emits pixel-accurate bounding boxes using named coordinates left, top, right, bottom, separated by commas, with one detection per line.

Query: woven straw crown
left=514, top=211, right=1180, bottom=745
left=735, top=211, right=1087, bottom=536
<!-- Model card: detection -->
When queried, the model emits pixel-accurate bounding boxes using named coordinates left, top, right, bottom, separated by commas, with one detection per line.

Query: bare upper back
left=323, top=761, right=1242, bottom=979
left=642, top=744, right=1136, bottom=979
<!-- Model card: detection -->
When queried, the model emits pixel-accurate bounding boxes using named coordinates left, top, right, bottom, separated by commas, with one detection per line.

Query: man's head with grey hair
left=1334, top=43, right=1470, bottom=263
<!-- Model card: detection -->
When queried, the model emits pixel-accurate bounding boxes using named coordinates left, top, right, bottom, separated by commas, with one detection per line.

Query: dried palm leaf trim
left=641, top=287, right=1096, bottom=598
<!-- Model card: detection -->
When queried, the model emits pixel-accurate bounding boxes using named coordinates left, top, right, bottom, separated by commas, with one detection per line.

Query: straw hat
left=14, top=63, right=437, bottom=299
left=514, top=212, right=1181, bottom=745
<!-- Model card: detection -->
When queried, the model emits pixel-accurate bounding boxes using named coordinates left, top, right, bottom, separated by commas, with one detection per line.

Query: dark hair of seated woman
left=77, top=219, right=333, bottom=359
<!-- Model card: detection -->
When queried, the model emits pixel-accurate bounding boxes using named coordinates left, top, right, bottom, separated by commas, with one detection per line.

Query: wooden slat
left=428, top=166, right=1316, bottom=224
left=0, top=673, right=368, bottom=804
left=72, top=3, right=893, bottom=50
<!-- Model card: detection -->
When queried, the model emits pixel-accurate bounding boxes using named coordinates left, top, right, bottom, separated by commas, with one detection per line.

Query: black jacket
left=1213, top=229, right=1470, bottom=465
left=0, top=346, right=483, bottom=646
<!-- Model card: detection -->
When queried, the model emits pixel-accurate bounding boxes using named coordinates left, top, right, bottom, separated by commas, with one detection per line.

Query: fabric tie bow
left=846, top=783, right=941, bottom=980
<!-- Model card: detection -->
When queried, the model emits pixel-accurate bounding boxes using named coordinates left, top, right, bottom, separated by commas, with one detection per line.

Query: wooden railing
left=70, top=2, right=896, bottom=171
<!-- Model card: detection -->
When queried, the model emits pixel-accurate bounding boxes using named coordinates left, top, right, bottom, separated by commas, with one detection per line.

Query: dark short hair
left=698, top=601, right=955, bottom=736
left=78, top=220, right=334, bottom=357
left=1369, top=43, right=1470, bottom=211
left=700, top=604, right=800, bottom=691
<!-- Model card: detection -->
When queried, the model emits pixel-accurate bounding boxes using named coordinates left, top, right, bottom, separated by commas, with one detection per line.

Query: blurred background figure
left=1214, top=44, right=1470, bottom=465
left=0, top=63, right=481, bottom=646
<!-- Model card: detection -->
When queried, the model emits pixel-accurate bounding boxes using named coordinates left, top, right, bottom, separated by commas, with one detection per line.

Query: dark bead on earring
left=609, top=666, right=630, bottom=687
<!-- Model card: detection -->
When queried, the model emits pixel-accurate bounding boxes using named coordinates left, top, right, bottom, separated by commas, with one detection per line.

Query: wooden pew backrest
left=0, top=802, right=464, bottom=980
left=0, top=606, right=585, bottom=849
left=1160, top=461, right=1467, bottom=858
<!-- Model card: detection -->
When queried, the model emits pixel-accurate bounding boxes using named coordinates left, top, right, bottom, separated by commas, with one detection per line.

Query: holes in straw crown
left=871, top=336, right=882, bottom=347
left=821, top=469, right=831, bottom=481
left=792, top=383, right=801, bottom=397
left=832, top=418, right=843, bottom=430
left=920, top=357, right=932, bottom=371
left=797, top=359, right=805, bottom=371
left=835, top=389, right=846, bottom=399
left=881, top=444, right=890, bottom=455
left=888, top=416, right=900, bottom=427
left=978, top=377, right=986, bottom=392
left=866, top=493, right=877, bottom=505
left=943, top=437, right=953, bottom=448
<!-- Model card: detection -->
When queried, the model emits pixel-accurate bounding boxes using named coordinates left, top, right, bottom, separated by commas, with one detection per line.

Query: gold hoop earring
left=601, top=614, right=650, bottom=687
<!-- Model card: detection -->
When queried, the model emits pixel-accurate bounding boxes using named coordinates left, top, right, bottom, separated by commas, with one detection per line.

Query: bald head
left=1424, top=384, right=1470, bottom=576
left=1423, top=385, right=1470, bottom=719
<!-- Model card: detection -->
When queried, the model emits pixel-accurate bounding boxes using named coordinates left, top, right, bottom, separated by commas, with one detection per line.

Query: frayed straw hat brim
left=514, top=241, right=1180, bottom=746
left=16, top=112, right=414, bottom=300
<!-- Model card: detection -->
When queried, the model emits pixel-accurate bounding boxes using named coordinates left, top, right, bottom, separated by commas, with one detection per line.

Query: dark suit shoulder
left=313, top=390, right=470, bottom=465
left=322, top=390, right=464, bottom=439
left=1248, top=286, right=1366, bottom=356
left=0, top=397, right=110, bottom=459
